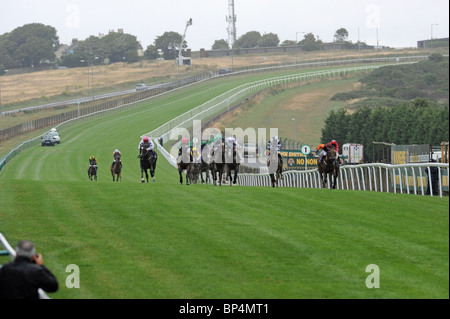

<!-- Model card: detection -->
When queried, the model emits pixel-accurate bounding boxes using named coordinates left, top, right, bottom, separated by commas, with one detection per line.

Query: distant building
left=137, top=41, right=144, bottom=57
left=417, top=37, right=449, bottom=48
left=60, top=38, right=79, bottom=57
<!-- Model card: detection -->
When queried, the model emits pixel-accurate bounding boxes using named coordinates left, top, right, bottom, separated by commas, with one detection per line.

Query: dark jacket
left=0, top=256, right=58, bottom=299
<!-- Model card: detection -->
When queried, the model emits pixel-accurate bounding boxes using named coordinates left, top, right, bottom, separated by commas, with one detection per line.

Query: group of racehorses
left=87, top=145, right=157, bottom=183
left=177, top=140, right=240, bottom=186
left=87, top=141, right=340, bottom=189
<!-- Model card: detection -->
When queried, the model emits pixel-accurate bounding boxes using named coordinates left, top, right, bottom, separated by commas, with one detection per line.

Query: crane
left=176, top=18, right=193, bottom=66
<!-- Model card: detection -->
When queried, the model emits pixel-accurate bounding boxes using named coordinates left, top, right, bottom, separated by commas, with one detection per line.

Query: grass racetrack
left=0, top=70, right=448, bottom=299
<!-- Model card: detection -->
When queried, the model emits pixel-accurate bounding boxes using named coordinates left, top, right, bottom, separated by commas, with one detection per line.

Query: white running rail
left=236, top=162, right=448, bottom=197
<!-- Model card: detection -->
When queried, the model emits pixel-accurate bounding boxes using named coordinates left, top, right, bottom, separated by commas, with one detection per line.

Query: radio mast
left=226, top=0, right=237, bottom=48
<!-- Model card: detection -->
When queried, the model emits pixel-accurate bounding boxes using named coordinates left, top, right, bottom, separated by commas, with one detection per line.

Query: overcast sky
left=1, top=0, right=448, bottom=50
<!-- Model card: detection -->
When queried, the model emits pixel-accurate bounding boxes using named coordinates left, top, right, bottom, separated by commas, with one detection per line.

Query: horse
left=111, top=155, right=122, bottom=182
left=211, top=141, right=226, bottom=186
left=189, top=162, right=201, bottom=184
left=88, top=164, right=97, bottom=181
left=177, top=143, right=192, bottom=185
left=318, top=146, right=340, bottom=189
left=225, top=142, right=240, bottom=186
left=267, top=149, right=283, bottom=188
left=198, top=144, right=211, bottom=184
left=139, top=146, right=157, bottom=183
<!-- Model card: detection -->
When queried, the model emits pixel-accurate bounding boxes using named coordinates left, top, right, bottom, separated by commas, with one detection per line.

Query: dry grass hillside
left=0, top=48, right=423, bottom=106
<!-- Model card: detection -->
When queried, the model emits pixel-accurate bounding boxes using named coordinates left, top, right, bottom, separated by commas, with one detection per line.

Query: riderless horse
left=225, top=140, right=240, bottom=186
left=318, top=146, right=340, bottom=189
left=111, top=155, right=122, bottom=182
left=139, top=145, right=157, bottom=183
left=177, top=143, right=192, bottom=185
left=267, top=148, right=283, bottom=188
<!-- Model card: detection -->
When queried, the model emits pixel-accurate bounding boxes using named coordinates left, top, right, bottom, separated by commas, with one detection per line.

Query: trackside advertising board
left=280, top=149, right=318, bottom=170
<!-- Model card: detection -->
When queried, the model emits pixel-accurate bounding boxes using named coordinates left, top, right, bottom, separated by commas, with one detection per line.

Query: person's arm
left=31, top=254, right=59, bottom=293
left=33, top=265, right=59, bottom=293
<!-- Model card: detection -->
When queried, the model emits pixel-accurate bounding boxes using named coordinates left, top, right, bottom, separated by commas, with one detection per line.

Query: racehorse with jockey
left=267, top=135, right=283, bottom=165
left=111, top=149, right=122, bottom=182
left=317, top=140, right=339, bottom=164
left=88, top=155, right=98, bottom=181
left=177, top=137, right=192, bottom=185
left=316, top=140, right=340, bottom=189
left=138, top=136, right=157, bottom=183
left=267, top=136, right=283, bottom=187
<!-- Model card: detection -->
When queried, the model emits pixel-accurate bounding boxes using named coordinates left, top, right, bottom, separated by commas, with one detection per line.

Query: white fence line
left=146, top=62, right=416, bottom=144
left=235, top=163, right=448, bottom=198
left=148, top=62, right=415, bottom=154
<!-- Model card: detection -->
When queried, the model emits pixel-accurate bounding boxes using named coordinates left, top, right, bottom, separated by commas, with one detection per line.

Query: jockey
left=89, top=155, right=98, bottom=166
left=225, top=135, right=241, bottom=163
left=317, top=140, right=339, bottom=163
left=178, top=137, right=192, bottom=162
left=113, top=149, right=121, bottom=162
left=138, top=136, right=154, bottom=156
left=211, top=133, right=222, bottom=147
left=226, top=135, right=240, bottom=150
left=89, top=156, right=98, bottom=171
left=111, top=149, right=122, bottom=169
left=191, top=146, right=201, bottom=162
left=267, top=136, right=283, bottom=164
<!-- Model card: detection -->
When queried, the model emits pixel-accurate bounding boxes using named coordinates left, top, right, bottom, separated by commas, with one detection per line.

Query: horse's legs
left=332, top=171, right=338, bottom=189
left=151, top=164, right=156, bottom=182
left=233, top=168, right=238, bottom=186
left=200, top=169, right=205, bottom=184
left=179, top=169, right=183, bottom=185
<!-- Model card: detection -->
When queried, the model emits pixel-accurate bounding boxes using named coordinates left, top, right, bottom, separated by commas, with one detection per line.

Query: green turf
left=0, top=176, right=448, bottom=298
left=0, top=65, right=448, bottom=299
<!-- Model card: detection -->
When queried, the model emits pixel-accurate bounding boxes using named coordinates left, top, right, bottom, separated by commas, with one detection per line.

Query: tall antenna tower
left=226, top=0, right=236, bottom=48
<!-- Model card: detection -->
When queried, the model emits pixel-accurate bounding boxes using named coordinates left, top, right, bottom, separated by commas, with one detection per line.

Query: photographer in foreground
left=0, top=240, right=58, bottom=299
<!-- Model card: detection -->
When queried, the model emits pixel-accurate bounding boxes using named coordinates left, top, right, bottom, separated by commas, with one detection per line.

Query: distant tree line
left=211, top=27, right=370, bottom=51
left=60, top=32, right=141, bottom=67
left=0, top=23, right=59, bottom=72
left=0, top=23, right=377, bottom=72
left=321, top=55, right=449, bottom=162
